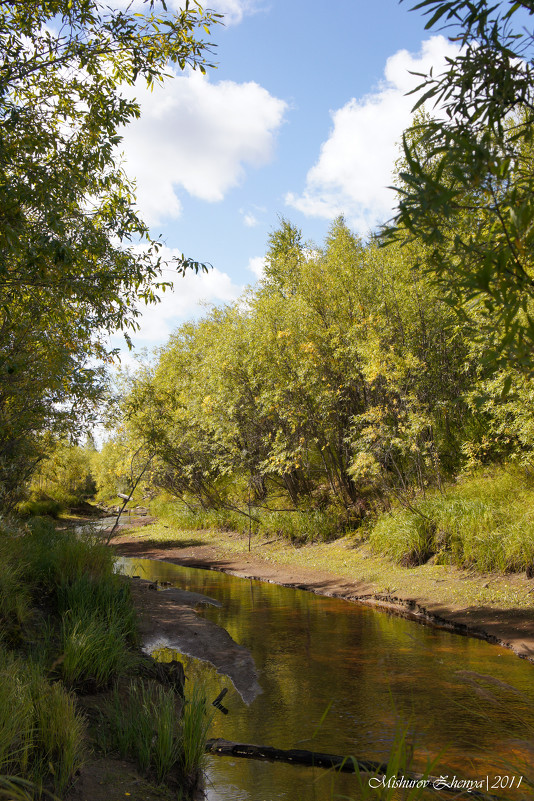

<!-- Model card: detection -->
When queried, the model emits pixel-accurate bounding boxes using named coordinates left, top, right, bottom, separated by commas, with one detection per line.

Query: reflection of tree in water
left=124, top=558, right=534, bottom=799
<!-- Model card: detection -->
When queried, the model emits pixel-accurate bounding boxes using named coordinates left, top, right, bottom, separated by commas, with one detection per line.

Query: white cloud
left=243, top=212, right=259, bottom=227
left=286, top=36, right=459, bottom=234
left=247, top=255, right=266, bottom=280
left=108, top=247, right=243, bottom=356
left=139, top=269, right=242, bottom=344
left=119, top=69, right=286, bottom=226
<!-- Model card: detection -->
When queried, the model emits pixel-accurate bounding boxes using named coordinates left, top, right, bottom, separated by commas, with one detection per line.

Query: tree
left=388, top=0, right=534, bottom=371
left=0, top=0, right=219, bottom=506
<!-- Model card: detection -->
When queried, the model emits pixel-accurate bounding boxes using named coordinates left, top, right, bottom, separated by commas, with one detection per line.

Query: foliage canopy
left=0, top=0, right=219, bottom=506
left=388, top=0, right=534, bottom=370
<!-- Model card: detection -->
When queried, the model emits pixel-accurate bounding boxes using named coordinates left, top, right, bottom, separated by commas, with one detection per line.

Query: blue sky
left=113, top=0, right=460, bottom=357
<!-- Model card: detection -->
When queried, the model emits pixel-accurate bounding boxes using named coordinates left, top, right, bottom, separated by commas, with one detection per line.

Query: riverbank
left=112, top=521, right=534, bottom=662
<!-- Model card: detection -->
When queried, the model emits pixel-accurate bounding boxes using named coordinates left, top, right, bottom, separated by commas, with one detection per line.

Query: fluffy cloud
left=108, top=247, right=243, bottom=357
left=247, top=255, right=266, bottom=280
left=119, top=70, right=286, bottom=226
left=208, top=0, right=261, bottom=25
left=286, top=36, right=459, bottom=234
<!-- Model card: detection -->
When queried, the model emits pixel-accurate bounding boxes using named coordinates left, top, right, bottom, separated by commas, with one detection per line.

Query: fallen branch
left=205, top=739, right=499, bottom=799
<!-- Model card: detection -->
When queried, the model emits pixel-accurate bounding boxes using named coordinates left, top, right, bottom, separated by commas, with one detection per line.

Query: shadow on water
left=118, top=556, right=534, bottom=801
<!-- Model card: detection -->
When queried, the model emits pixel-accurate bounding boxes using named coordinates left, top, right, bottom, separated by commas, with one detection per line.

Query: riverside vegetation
left=3, top=0, right=534, bottom=798
left=0, top=516, right=211, bottom=800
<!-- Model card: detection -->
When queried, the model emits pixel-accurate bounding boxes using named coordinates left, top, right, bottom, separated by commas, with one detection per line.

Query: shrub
left=16, top=500, right=62, bottom=518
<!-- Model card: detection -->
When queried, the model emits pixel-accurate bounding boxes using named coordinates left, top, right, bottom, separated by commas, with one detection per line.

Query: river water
left=118, top=557, right=534, bottom=801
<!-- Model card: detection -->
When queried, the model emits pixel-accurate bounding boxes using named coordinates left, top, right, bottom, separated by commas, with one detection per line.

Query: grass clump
left=0, top=516, right=145, bottom=794
left=0, top=648, right=84, bottom=794
left=60, top=613, right=138, bottom=691
left=369, top=511, right=434, bottom=567
left=179, top=682, right=211, bottom=780
left=56, top=574, right=138, bottom=690
left=16, top=499, right=62, bottom=519
left=24, top=518, right=114, bottom=588
left=0, top=538, right=32, bottom=642
left=101, top=678, right=210, bottom=786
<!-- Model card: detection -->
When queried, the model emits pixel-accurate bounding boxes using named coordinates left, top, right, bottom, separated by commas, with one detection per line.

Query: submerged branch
left=205, top=739, right=499, bottom=799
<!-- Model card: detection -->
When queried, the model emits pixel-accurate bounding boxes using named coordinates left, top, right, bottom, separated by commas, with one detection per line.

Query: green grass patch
left=100, top=678, right=210, bottom=786
left=178, top=682, right=211, bottom=781
left=0, top=648, right=84, bottom=793
left=151, top=497, right=340, bottom=544
left=369, top=465, right=534, bottom=572
left=16, top=500, right=63, bottom=519
left=57, top=574, right=138, bottom=690
left=0, top=517, right=144, bottom=793
left=369, top=512, right=435, bottom=567
left=24, top=518, right=115, bottom=588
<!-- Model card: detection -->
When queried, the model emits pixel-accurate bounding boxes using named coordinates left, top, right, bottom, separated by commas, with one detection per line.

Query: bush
left=16, top=499, right=62, bottom=518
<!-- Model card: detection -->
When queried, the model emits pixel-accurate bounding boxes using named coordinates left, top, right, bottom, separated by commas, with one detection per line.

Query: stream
left=118, top=556, right=534, bottom=801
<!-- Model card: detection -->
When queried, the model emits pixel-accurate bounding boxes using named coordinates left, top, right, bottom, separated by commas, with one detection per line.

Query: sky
left=111, top=0, right=461, bottom=360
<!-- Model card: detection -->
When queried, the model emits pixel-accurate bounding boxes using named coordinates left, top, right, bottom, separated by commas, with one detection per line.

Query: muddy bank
left=114, top=533, right=534, bottom=663
left=129, top=578, right=261, bottom=704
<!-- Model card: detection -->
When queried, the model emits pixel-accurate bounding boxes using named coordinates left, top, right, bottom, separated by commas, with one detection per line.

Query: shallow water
left=118, top=556, right=534, bottom=801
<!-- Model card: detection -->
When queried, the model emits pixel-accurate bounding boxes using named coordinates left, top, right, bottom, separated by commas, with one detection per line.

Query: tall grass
left=369, top=465, right=534, bottom=572
left=151, top=497, right=340, bottom=544
left=101, top=679, right=211, bottom=786
left=56, top=574, right=137, bottom=643
left=179, top=682, right=211, bottom=781
left=24, top=518, right=114, bottom=588
left=60, top=614, right=138, bottom=690
left=16, top=500, right=62, bottom=519
left=0, top=649, right=84, bottom=793
left=102, top=679, right=180, bottom=782
left=369, top=512, right=434, bottom=567
left=0, top=517, right=141, bottom=792
left=0, top=537, right=32, bottom=641
left=56, top=573, right=138, bottom=690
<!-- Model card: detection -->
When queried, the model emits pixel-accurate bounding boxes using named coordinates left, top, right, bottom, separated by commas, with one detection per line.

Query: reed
left=178, top=682, right=212, bottom=781
left=102, top=679, right=181, bottom=782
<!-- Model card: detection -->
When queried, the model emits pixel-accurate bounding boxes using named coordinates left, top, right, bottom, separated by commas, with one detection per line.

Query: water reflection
left=118, top=557, right=534, bottom=801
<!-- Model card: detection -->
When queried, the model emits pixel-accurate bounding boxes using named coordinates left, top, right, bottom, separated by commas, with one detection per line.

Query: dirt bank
left=129, top=578, right=261, bottom=703
left=113, top=526, right=534, bottom=663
